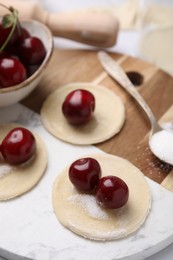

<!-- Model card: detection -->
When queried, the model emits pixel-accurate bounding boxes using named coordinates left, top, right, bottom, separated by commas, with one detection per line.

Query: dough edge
left=41, top=82, right=126, bottom=145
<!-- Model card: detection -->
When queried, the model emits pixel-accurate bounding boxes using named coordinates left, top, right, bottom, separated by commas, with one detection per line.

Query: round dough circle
left=52, top=153, right=151, bottom=241
left=0, top=124, right=47, bottom=200
left=41, top=82, right=125, bottom=145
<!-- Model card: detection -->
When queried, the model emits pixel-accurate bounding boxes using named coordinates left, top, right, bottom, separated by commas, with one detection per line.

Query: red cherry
left=1, top=127, right=36, bottom=165
left=20, top=27, right=30, bottom=40
left=5, top=28, right=30, bottom=57
left=69, top=157, right=101, bottom=191
left=5, top=45, right=19, bottom=57
left=0, top=50, right=9, bottom=59
left=0, top=19, right=20, bottom=48
left=62, top=89, right=95, bottom=125
left=19, top=36, right=46, bottom=65
left=0, top=57, right=27, bottom=88
left=96, top=176, right=129, bottom=209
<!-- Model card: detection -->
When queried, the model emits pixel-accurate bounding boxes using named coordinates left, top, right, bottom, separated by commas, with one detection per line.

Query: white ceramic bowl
left=0, top=20, right=53, bottom=107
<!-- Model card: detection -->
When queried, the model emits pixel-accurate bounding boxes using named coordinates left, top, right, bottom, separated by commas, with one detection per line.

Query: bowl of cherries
left=0, top=5, right=53, bottom=107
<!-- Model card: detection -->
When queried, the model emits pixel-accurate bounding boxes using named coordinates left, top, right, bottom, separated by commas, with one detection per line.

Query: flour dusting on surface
left=67, top=194, right=110, bottom=220
left=0, top=164, right=13, bottom=178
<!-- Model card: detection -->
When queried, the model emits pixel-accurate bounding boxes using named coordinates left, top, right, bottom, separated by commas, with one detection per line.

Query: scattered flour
left=149, top=129, right=173, bottom=165
left=67, top=194, right=128, bottom=238
left=0, top=164, right=13, bottom=178
left=67, top=194, right=110, bottom=220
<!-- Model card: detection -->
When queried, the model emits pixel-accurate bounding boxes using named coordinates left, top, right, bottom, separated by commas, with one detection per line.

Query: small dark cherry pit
left=68, top=157, right=129, bottom=209
left=69, top=157, right=101, bottom=191
left=62, top=89, right=95, bottom=125
left=0, top=6, right=46, bottom=88
left=0, top=127, right=36, bottom=165
left=96, top=176, right=129, bottom=209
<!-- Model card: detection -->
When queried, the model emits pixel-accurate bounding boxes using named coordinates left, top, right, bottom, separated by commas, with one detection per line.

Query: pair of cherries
left=0, top=127, right=36, bottom=165
left=69, top=157, right=129, bottom=209
left=0, top=6, right=46, bottom=88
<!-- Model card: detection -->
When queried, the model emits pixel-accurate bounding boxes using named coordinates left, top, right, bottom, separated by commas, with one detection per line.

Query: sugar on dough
left=52, top=153, right=151, bottom=241
left=41, top=82, right=126, bottom=145
left=0, top=124, right=47, bottom=200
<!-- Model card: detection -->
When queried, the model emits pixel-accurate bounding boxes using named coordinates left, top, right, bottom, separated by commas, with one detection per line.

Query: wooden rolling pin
left=0, top=0, right=119, bottom=47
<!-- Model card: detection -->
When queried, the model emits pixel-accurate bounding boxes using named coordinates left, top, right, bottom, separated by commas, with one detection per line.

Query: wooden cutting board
left=22, top=49, right=173, bottom=190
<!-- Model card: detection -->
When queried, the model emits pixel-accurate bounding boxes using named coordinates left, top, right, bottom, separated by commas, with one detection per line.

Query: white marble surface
left=0, top=104, right=173, bottom=260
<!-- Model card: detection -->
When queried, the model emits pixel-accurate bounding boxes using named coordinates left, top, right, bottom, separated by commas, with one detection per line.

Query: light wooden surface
left=22, top=49, right=173, bottom=187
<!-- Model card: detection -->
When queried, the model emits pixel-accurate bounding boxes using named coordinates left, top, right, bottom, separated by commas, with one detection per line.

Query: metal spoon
left=98, top=51, right=173, bottom=165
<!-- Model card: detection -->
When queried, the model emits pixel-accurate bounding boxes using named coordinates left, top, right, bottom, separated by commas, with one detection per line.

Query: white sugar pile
left=149, top=129, right=173, bottom=165
left=68, top=194, right=109, bottom=220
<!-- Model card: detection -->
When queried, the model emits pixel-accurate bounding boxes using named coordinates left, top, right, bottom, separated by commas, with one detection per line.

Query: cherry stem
left=0, top=4, right=18, bottom=53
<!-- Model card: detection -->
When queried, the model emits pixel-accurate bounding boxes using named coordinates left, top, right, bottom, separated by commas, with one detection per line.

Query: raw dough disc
left=41, top=82, right=125, bottom=145
left=0, top=124, right=47, bottom=200
left=52, top=153, right=151, bottom=241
